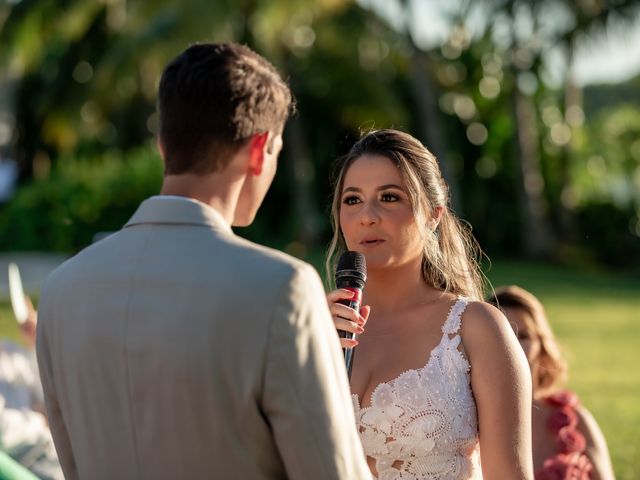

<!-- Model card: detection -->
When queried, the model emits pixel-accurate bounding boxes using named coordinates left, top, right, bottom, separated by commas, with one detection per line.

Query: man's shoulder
left=40, top=247, right=92, bottom=297
left=226, top=236, right=317, bottom=281
left=42, top=228, right=323, bottom=299
left=40, top=230, right=128, bottom=293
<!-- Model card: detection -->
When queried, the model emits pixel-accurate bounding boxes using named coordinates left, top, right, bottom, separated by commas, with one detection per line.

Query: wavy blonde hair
left=488, top=285, right=568, bottom=399
left=326, top=129, right=485, bottom=301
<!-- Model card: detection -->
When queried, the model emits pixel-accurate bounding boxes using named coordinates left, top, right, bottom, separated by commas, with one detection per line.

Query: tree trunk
left=0, top=73, right=17, bottom=162
left=512, top=86, right=555, bottom=257
left=557, top=69, right=581, bottom=242
left=282, top=114, right=323, bottom=248
left=407, top=45, right=462, bottom=213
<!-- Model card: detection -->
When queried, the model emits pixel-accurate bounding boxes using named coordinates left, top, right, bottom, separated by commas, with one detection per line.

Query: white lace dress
left=352, top=297, right=481, bottom=480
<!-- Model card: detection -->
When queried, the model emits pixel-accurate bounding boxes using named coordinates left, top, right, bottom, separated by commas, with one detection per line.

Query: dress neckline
left=353, top=338, right=445, bottom=411
left=353, top=297, right=469, bottom=411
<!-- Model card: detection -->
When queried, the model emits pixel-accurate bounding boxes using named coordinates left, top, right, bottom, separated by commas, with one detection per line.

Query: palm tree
left=552, top=0, right=640, bottom=241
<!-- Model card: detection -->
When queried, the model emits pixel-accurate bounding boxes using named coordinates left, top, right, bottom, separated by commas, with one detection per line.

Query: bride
left=326, top=129, right=533, bottom=479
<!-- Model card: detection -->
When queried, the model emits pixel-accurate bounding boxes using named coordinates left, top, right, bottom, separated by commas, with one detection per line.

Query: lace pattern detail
left=353, top=297, right=481, bottom=479
left=442, top=297, right=468, bottom=335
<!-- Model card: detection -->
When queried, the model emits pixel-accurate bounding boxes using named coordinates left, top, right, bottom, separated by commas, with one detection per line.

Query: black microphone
left=335, top=251, right=367, bottom=379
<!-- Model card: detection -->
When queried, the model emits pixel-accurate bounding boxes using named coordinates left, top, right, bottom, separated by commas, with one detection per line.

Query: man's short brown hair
left=158, top=43, right=293, bottom=175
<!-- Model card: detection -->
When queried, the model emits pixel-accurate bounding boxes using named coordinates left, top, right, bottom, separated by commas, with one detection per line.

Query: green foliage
left=574, top=202, right=640, bottom=269
left=1, top=0, right=640, bottom=266
left=0, top=302, right=22, bottom=345
left=583, top=75, right=640, bottom=116
left=571, top=104, right=640, bottom=210
left=0, top=148, right=162, bottom=252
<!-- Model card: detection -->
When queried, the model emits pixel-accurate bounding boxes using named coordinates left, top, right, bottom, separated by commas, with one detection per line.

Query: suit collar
left=125, top=196, right=233, bottom=233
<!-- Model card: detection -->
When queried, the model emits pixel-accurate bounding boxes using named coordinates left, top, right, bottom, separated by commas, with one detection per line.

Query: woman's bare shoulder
left=460, top=300, right=511, bottom=336
left=459, top=300, right=524, bottom=360
left=575, top=403, right=608, bottom=448
left=574, top=403, right=615, bottom=480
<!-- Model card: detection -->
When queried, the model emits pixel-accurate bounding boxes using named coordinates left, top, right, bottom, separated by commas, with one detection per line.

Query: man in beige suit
left=36, top=43, right=370, bottom=480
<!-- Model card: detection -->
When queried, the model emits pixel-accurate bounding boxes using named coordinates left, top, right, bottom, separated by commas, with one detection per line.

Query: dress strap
left=441, top=297, right=469, bottom=335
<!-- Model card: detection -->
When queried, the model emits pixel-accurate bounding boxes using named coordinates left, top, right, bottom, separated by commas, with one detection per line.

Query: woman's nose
left=359, top=201, right=380, bottom=225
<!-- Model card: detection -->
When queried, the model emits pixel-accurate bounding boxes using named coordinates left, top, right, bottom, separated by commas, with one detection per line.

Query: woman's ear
left=248, top=132, right=269, bottom=175
left=431, top=206, right=445, bottom=230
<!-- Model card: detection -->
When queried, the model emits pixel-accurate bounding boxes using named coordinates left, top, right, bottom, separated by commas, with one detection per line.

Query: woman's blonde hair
left=488, top=285, right=568, bottom=399
left=326, top=129, right=485, bottom=301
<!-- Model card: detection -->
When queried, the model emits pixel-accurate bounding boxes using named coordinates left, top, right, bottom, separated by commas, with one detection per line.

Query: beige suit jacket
left=36, top=197, right=370, bottom=480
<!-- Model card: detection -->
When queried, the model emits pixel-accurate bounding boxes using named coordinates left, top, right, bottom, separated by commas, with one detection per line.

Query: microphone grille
left=336, top=251, right=367, bottom=277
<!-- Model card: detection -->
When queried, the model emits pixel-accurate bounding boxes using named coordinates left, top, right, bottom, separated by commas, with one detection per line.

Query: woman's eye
left=381, top=193, right=399, bottom=202
left=342, top=196, right=361, bottom=205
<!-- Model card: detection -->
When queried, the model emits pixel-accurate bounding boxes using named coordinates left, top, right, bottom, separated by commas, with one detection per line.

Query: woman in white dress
left=326, top=129, right=533, bottom=479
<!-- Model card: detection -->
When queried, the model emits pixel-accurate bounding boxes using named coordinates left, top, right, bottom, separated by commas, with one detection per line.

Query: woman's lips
left=360, top=238, right=384, bottom=246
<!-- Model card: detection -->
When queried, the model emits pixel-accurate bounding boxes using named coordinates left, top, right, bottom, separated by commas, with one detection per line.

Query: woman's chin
left=360, top=256, right=393, bottom=272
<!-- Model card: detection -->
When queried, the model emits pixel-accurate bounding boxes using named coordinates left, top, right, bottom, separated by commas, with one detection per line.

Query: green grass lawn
left=0, top=303, right=24, bottom=344
left=1, top=259, right=637, bottom=478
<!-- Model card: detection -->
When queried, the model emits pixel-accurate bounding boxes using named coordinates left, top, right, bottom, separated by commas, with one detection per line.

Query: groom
left=36, top=43, right=370, bottom=480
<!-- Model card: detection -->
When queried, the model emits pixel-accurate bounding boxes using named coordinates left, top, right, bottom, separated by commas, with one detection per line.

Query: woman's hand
left=326, top=289, right=370, bottom=349
left=19, top=295, right=37, bottom=350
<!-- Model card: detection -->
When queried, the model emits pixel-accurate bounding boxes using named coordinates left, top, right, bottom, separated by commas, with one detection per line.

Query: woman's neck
left=363, top=260, right=442, bottom=318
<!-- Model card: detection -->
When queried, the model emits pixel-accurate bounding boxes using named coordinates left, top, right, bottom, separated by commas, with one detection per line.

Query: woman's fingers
left=340, top=338, right=359, bottom=349
left=334, top=316, right=364, bottom=334
left=25, top=295, right=38, bottom=324
left=327, top=289, right=368, bottom=345
left=326, top=288, right=355, bottom=304
left=327, top=290, right=365, bottom=324
left=331, top=303, right=365, bottom=325
left=360, top=305, right=370, bottom=324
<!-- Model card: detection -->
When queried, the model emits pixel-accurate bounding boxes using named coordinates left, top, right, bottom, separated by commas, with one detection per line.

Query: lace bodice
left=352, top=297, right=481, bottom=480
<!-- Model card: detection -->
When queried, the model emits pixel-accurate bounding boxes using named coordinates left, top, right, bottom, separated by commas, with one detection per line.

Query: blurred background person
left=0, top=296, right=62, bottom=480
left=489, top=285, right=614, bottom=480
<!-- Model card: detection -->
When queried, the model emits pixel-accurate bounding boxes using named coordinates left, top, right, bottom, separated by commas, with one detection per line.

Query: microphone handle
left=336, top=290, right=361, bottom=380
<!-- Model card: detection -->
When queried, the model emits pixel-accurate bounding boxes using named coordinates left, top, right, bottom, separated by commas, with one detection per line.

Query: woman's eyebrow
left=377, top=184, right=403, bottom=191
left=342, top=184, right=404, bottom=194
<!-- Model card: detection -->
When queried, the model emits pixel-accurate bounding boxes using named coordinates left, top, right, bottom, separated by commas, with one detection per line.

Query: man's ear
left=156, top=137, right=165, bottom=158
left=248, top=132, right=269, bottom=175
